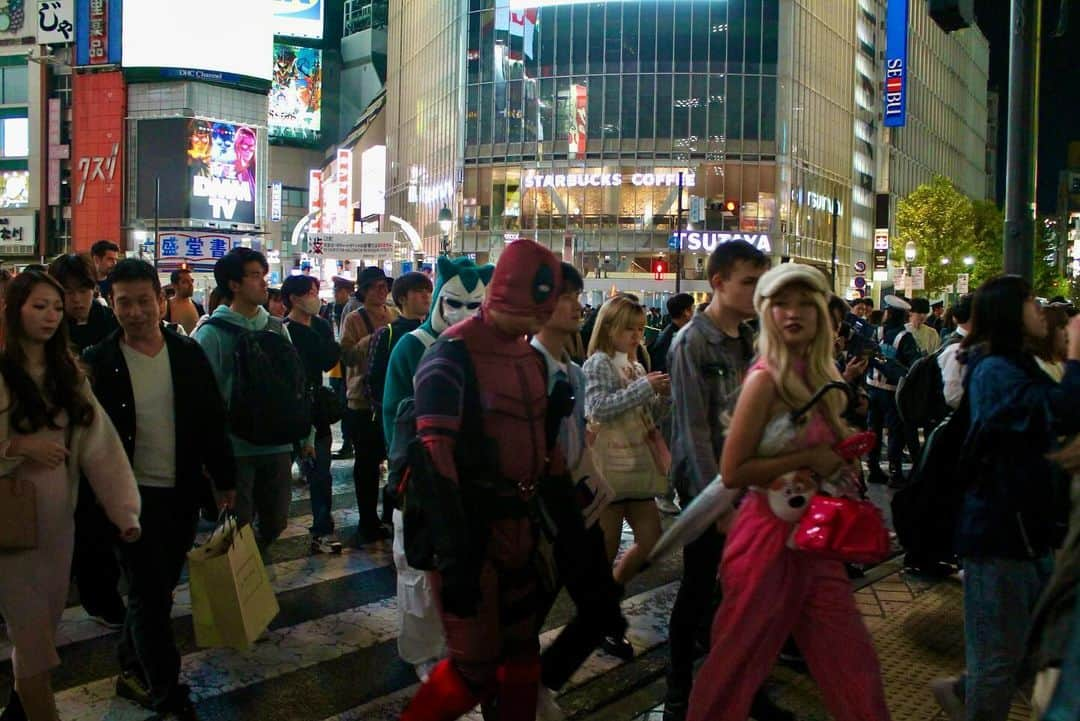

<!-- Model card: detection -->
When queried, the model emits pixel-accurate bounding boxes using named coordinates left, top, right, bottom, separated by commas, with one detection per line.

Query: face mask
left=442, top=297, right=482, bottom=327
left=296, top=296, right=322, bottom=316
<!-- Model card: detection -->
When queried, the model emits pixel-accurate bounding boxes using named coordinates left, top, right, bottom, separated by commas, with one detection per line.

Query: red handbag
left=791, top=495, right=891, bottom=564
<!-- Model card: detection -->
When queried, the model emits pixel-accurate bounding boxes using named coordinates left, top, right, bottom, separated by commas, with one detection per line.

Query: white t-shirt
left=120, top=342, right=177, bottom=488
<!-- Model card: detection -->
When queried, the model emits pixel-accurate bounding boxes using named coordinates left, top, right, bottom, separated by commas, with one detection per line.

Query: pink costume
left=686, top=366, right=890, bottom=721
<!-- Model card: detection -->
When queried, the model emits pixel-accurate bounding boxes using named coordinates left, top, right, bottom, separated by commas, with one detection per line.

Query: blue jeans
left=308, top=432, right=335, bottom=536
left=963, top=554, right=1053, bottom=721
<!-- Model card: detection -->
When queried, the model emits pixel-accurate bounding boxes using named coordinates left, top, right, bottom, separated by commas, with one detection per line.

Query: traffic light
left=653, top=259, right=665, bottom=280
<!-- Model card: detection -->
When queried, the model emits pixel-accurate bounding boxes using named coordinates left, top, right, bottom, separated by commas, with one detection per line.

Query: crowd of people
left=0, top=236, right=1077, bottom=721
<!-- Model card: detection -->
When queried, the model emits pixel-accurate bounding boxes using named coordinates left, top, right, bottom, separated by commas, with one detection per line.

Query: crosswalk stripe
left=54, top=581, right=678, bottom=721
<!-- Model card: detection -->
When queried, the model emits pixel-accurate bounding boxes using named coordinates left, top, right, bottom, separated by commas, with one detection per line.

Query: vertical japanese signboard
left=308, top=169, right=322, bottom=232
left=71, top=70, right=125, bottom=252
left=271, top=181, right=283, bottom=222
left=336, top=148, right=352, bottom=233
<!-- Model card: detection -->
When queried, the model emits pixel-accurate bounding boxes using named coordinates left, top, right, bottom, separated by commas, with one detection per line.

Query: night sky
left=975, top=0, right=1078, bottom=212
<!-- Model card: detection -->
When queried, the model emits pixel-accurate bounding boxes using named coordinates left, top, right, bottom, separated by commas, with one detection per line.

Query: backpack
left=876, top=328, right=915, bottom=385
left=363, top=323, right=398, bottom=410
left=895, top=336, right=960, bottom=428
left=890, top=392, right=971, bottom=561
left=392, top=337, right=487, bottom=571
left=205, top=317, right=312, bottom=446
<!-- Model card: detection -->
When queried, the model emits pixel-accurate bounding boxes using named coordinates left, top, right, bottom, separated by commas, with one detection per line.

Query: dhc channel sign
left=883, top=0, right=909, bottom=127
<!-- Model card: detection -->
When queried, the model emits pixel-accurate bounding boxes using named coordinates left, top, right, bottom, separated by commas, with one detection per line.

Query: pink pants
left=686, top=492, right=890, bottom=721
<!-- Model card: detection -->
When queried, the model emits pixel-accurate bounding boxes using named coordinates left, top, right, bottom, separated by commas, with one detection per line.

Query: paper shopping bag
left=188, top=519, right=279, bottom=649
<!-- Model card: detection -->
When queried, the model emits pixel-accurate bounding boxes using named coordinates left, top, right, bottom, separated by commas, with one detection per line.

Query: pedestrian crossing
left=0, top=457, right=684, bottom=721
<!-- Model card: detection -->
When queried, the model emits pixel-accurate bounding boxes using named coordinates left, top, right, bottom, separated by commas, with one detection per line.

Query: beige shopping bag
left=188, top=518, right=279, bottom=649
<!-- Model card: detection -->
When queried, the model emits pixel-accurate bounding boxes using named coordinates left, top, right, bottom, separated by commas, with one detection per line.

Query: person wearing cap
left=340, top=265, right=398, bottom=545
left=927, top=299, right=945, bottom=332
left=399, top=240, right=587, bottom=721
left=686, top=263, right=889, bottom=721
left=865, top=294, right=922, bottom=486
left=907, top=296, right=941, bottom=354
left=322, top=276, right=357, bottom=458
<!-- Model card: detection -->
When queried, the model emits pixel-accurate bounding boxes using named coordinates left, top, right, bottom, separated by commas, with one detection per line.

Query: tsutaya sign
left=670, top=231, right=772, bottom=254
left=523, top=171, right=696, bottom=190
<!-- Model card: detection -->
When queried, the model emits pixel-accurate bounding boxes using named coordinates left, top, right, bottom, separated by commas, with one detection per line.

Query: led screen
left=272, top=0, right=324, bottom=39
left=188, top=120, right=258, bottom=225
left=269, top=43, right=322, bottom=142
left=135, top=119, right=258, bottom=225
left=123, top=0, right=272, bottom=82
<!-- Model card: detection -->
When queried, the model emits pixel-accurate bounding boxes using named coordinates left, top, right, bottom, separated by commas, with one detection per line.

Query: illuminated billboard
left=122, top=0, right=272, bottom=84
left=269, top=43, right=322, bottom=142
left=272, top=0, right=324, bottom=39
left=883, top=0, right=909, bottom=127
left=135, top=119, right=258, bottom=226
left=188, top=120, right=258, bottom=225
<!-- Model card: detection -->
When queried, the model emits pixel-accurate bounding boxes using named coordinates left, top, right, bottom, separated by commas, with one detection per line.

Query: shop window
left=1, top=117, right=28, bottom=158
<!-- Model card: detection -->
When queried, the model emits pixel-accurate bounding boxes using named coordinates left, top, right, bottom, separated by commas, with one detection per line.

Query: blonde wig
left=756, top=281, right=848, bottom=436
left=588, top=294, right=647, bottom=357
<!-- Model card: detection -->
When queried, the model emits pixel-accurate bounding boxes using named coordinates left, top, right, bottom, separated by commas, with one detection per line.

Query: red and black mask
left=484, top=240, right=562, bottom=319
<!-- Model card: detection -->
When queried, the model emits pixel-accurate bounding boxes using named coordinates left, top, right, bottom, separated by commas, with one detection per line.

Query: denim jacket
left=956, top=353, right=1080, bottom=559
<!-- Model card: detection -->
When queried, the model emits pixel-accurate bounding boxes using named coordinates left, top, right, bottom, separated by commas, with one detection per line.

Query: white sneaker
left=930, top=676, right=964, bottom=721
left=414, top=659, right=438, bottom=683
left=311, top=534, right=343, bottom=555
left=536, top=686, right=565, bottom=721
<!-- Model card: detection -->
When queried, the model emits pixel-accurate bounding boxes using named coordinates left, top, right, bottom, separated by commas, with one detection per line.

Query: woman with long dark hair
left=0, top=271, right=140, bottom=721
left=939, top=275, right=1080, bottom=720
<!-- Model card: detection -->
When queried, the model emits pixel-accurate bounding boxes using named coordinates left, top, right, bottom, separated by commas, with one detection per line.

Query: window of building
left=1, top=116, right=28, bottom=158
left=1, top=65, right=27, bottom=105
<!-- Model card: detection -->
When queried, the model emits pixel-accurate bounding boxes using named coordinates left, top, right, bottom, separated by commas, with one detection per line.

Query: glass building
left=385, top=0, right=989, bottom=297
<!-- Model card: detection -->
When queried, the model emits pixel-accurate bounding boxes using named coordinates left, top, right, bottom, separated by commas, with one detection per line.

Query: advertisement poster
left=272, top=0, right=323, bottom=39
left=567, top=84, right=587, bottom=158
left=0, top=171, right=30, bottom=208
left=187, top=120, right=257, bottom=225
left=270, top=43, right=322, bottom=142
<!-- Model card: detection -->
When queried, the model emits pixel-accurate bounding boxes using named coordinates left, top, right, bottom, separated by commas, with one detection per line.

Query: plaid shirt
left=583, top=351, right=659, bottom=424
left=667, top=313, right=755, bottom=499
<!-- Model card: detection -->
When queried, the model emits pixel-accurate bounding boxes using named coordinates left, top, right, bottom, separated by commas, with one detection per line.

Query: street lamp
left=438, top=206, right=453, bottom=256
left=963, top=256, right=975, bottom=268
left=904, top=241, right=917, bottom=296
left=940, top=257, right=950, bottom=265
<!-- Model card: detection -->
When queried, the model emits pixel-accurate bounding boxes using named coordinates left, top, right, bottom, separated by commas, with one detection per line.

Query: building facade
left=383, top=0, right=989, bottom=302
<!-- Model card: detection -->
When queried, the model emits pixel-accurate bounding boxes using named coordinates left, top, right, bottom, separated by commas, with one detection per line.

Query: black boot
left=1, top=690, right=26, bottom=721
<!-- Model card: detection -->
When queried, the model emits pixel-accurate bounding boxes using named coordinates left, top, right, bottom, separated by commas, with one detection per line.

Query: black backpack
left=891, top=392, right=971, bottom=560
left=205, top=317, right=312, bottom=446
left=895, top=336, right=960, bottom=428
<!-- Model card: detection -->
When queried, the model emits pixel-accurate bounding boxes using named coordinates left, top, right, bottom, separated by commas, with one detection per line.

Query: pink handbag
left=791, top=495, right=890, bottom=564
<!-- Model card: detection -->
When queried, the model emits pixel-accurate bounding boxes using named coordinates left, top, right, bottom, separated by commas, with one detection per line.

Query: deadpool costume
left=401, top=240, right=580, bottom=721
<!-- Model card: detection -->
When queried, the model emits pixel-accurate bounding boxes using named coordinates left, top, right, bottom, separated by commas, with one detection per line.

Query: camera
left=840, top=312, right=878, bottom=359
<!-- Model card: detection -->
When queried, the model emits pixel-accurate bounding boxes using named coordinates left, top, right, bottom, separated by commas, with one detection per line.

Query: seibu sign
left=523, top=171, right=696, bottom=190
left=670, top=231, right=772, bottom=254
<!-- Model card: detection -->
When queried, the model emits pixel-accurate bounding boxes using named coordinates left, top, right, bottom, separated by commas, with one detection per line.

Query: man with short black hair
left=664, top=241, right=779, bottom=721
left=84, top=259, right=234, bottom=718
left=281, top=275, right=342, bottom=554
left=47, top=252, right=126, bottom=629
left=193, top=248, right=295, bottom=549
left=165, top=268, right=204, bottom=335
left=907, top=296, right=941, bottom=353
left=649, top=293, right=695, bottom=374
left=323, top=276, right=357, bottom=457
left=91, top=239, right=121, bottom=299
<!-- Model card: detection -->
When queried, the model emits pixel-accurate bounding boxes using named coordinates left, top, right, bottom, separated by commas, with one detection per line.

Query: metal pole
left=675, top=172, right=683, bottom=294
left=830, top=197, right=839, bottom=291
left=153, top=176, right=160, bottom=271
left=1003, top=0, right=1041, bottom=283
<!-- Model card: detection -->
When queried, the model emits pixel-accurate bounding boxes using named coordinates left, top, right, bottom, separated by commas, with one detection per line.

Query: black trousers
left=666, top=522, right=726, bottom=699
left=539, top=523, right=624, bottom=691
left=117, top=487, right=198, bottom=709
left=351, top=408, right=386, bottom=532
left=72, top=477, right=125, bottom=619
